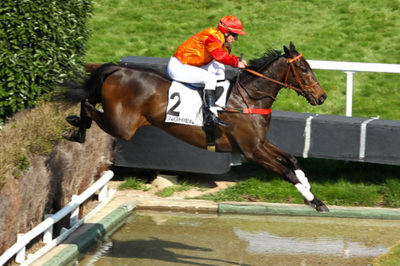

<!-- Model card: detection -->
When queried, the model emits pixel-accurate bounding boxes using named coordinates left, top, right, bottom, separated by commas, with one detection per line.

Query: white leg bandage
left=295, top=169, right=311, bottom=190
left=295, top=183, right=314, bottom=202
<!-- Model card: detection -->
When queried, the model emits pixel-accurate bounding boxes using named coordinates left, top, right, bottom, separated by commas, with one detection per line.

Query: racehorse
left=57, top=42, right=329, bottom=212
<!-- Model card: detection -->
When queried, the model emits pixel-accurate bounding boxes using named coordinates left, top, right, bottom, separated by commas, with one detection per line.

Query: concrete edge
left=42, top=203, right=136, bottom=266
left=218, top=203, right=400, bottom=220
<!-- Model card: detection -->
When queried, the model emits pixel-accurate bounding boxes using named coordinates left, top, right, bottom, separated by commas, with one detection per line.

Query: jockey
left=167, top=15, right=248, bottom=127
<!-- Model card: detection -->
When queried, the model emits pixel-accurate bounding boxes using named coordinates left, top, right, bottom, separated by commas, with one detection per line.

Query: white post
left=344, top=71, right=356, bottom=117
left=15, top=234, right=26, bottom=263
left=69, top=195, right=80, bottom=227
left=42, top=214, right=53, bottom=244
left=98, top=184, right=108, bottom=202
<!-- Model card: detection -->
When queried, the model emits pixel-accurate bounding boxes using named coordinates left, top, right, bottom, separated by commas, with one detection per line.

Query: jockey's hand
left=238, top=60, right=248, bottom=69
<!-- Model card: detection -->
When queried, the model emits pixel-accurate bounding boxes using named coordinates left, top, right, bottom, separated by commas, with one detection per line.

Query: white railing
left=307, top=60, right=400, bottom=117
left=0, top=170, right=115, bottom=266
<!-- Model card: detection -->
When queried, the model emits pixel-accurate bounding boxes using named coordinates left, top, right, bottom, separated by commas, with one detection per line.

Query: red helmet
left=218, top=15, right=246, bottom=35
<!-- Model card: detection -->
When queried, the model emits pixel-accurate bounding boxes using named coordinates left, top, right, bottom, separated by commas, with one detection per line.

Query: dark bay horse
left=58, top=42, right=329, bottom=212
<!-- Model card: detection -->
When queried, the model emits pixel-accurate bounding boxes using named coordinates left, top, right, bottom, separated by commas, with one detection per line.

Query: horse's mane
left=240, top=49, right=282, bottom=81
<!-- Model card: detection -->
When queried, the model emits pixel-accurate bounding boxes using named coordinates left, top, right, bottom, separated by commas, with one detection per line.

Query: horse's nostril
left=319, top=94, right=327, bottom=104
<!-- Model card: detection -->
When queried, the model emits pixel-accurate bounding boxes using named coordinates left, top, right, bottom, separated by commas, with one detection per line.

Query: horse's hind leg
left=250, top=142, right=329, bottom=212
left=82, top=101, right=135, bottom=140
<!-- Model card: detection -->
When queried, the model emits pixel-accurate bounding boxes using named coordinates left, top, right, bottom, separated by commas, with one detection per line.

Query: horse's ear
left=284, top=45, right=290, bottom=55
left=290, top=42, right=296, bottom=51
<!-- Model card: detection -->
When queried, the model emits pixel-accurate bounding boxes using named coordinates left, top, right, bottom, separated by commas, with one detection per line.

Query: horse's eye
left=300, top=66, right=308, bottom=73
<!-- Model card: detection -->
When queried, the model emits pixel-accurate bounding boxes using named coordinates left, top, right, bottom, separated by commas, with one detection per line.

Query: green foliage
left=0, top=0, right=93, bottom=123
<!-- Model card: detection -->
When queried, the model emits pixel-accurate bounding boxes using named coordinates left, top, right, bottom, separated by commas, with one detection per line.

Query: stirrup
left=213, top=116, right=229, bottom=127
left=203, top=108, right=229, bottom=127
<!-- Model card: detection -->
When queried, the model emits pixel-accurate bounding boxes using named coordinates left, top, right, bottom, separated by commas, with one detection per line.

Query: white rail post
left=69, top=195, right=80, bottom=227
left=15, top=234, right=26, bottom=263
left=344, top=71, right=356, bottom=117
left=98, top=184, right=108, bottom=202
left=42, top=214, right=53, bottom=244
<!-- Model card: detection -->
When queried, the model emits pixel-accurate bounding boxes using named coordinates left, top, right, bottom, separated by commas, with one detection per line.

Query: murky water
left=78, top=211, right=400, bottom=265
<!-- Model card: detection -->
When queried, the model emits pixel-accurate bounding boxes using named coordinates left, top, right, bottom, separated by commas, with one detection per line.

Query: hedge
left=0, top=0, right=93, bottom=124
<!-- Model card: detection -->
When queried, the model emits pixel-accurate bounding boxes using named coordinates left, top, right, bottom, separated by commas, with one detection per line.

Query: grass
left=118, top=177, right=149, bottom=191
left=200, top=161, right=400, bottom=208
left=86, top=0, right=400, bottom=119
left=374, top=241, right=400, bottom=265
left=155, top=181, right=197, bottom=197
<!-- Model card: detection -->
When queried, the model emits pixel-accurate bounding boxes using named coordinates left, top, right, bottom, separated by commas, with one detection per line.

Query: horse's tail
left=54, top=63, right=120, bottom=108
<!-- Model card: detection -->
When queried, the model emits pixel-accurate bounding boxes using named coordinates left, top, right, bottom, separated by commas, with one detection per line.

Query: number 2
left=167, top=92, right=181, bottom=116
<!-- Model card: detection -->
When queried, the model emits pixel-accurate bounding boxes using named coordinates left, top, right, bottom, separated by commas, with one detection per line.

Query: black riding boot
left=203, top=90, right=229, bottom=127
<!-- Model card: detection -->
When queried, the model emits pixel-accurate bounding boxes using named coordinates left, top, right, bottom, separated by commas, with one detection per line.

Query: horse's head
left=283, top=42, right=327, bottom=105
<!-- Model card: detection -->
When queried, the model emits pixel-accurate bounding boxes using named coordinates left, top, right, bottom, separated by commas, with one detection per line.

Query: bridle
left=243, top=54, right=319, bottom=99
left=224, top=54, right=319, bottom=114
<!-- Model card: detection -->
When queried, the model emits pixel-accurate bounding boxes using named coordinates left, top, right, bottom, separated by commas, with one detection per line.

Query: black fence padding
left=113, top=127, right=231, bottom=174
left=269, top=111, right=400, bottom=165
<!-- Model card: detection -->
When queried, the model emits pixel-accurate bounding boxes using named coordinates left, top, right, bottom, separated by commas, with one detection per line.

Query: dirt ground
left=107, top=178, right=233, bottom=199
left=108, top=164, right=260, bottom=199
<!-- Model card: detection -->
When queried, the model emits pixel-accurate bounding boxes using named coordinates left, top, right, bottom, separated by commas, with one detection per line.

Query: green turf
left=85, top=0, right=400, bottom=119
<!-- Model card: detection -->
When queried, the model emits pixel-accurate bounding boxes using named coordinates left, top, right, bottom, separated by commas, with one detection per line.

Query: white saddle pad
left=165, top=81, right=230, bottom=126
left=165, top=81, right=204, bottom=126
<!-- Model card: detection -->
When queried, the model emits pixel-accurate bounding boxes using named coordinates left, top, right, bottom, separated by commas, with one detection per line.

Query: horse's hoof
left=62, top=130, right=86, bottom=143
left=66, top=115, right=81, bottom=127
left=62, top=129, right=77, bottom=141
left=316, top=204, right=330, bottom=213
left=304, top=199, right=330, bottom=213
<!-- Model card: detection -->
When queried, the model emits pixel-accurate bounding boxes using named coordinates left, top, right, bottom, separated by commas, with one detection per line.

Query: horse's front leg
left=262, top=142, right=312, bottom=194
left=249, top=142, right=329, bottom=212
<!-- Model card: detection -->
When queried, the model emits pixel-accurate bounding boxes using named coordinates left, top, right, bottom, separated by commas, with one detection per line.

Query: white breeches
left=167, top=56, right=225, bottom=91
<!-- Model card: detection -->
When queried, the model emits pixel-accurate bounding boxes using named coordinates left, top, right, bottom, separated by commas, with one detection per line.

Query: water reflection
left=78, top=213, right=400, bottom=265
left=234, top=229, right=388, bottom=258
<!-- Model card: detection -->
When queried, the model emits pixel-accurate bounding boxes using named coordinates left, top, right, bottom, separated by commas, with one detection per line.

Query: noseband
left=244, top=54, right=319, bottom=99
